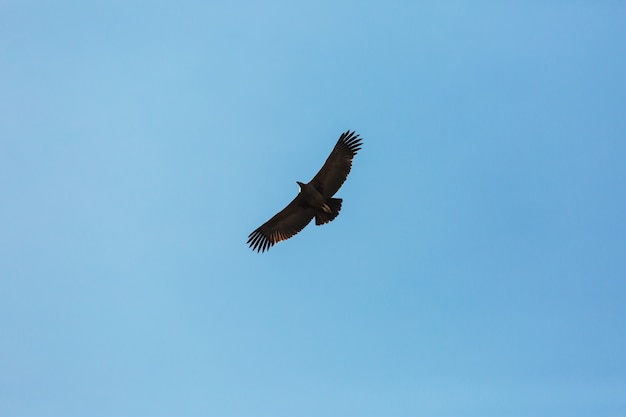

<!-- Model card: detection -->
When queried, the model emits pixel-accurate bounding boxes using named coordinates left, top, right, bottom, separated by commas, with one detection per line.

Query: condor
left=248, top=131, right=363, bottom=252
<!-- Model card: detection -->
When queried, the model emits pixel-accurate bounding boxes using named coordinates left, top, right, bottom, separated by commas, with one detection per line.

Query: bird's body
left=296, top=181, right=341, bottom=224
left=248, top=131, right=362, bottom=252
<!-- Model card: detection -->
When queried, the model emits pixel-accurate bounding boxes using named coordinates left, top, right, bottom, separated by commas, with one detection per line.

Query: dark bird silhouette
left=248, top=130, right=363, bottom=252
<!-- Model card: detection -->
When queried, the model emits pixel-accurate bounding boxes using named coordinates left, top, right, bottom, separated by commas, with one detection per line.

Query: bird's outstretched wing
left=247, top=195, right=316, bottom=252
left=309, top=131, right=363, bottom=198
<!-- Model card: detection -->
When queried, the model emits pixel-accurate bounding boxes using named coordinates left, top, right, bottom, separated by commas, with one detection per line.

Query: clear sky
left=1, top=1, right=625, bottom=416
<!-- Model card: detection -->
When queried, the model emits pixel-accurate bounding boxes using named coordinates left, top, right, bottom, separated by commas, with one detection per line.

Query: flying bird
left=248, top=130, right=363, bottom=252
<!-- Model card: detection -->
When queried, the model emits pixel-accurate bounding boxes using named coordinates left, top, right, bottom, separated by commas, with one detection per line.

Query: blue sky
left=1, top=1, right=625, bottom=416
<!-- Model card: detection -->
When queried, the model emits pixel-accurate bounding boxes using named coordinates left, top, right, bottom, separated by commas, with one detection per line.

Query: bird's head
left=296, top=181, right=304, bottom=191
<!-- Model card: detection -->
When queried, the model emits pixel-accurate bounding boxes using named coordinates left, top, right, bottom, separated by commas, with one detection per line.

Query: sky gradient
left=1, top=1, right=625, bottom=416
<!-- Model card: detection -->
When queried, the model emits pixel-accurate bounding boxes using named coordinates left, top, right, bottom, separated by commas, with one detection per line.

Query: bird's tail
left=315, top=198, right=342, bottom=225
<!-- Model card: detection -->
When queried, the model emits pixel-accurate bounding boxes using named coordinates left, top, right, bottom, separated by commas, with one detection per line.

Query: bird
left=248, top=130, right=363, bottom=252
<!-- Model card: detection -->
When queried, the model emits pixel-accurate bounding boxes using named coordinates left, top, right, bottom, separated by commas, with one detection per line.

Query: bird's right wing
left=247, top=195, right=316, bottom=252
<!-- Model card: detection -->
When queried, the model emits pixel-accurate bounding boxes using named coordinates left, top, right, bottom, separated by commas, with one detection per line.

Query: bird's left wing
left=309, top=131, right=362, bottom=198
left=247, top=194, right=316, bottom=252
